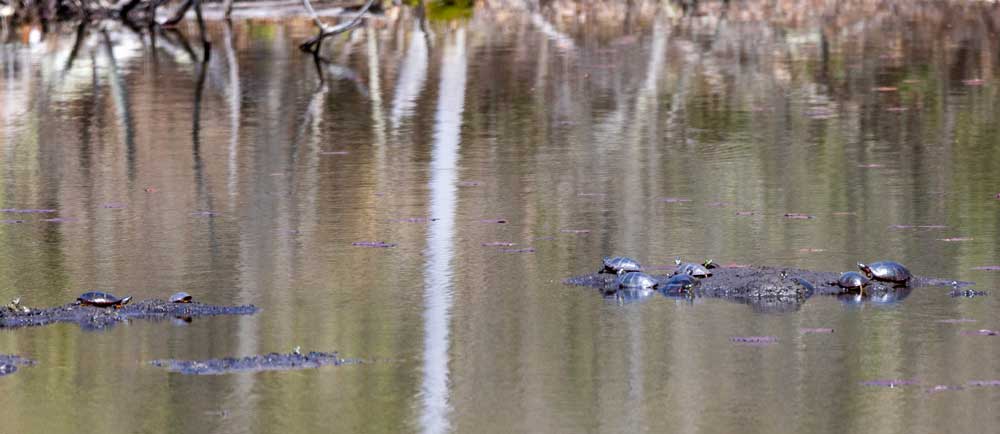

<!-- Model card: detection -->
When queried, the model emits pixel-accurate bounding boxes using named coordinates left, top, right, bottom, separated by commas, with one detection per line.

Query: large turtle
left=858, top=261, right=911, bottom=285
left=662, top=272, right=700, bottom=294
left=599, top=256, right=643, bottom=274
left=673, top=258, right=714, bottom=278
left=615, top=271, right=659, bottom=289
left=76, top=291, right=132, bottom=308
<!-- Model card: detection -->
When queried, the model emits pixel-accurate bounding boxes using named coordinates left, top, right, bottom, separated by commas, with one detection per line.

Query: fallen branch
left=299, top=0, right=375, bottom=54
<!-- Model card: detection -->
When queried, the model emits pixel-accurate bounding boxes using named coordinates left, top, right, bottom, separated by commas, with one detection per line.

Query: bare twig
left=299, top=0, right=375, bottom=54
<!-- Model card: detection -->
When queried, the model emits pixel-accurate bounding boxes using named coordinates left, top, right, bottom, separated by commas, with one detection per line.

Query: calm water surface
left=1, top=3, right=1000, bottom=433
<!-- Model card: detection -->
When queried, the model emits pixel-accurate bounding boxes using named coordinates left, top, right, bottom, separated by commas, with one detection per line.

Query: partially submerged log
left=565, top=264, right=971, bottom=309
left=0, top=299, right=258, bottom=330
left=150, top=350, right=358, bottom=374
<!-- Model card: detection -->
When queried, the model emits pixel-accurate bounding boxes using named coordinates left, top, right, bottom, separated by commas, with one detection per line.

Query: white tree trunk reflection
left=420, top=27, right=467, bottom=434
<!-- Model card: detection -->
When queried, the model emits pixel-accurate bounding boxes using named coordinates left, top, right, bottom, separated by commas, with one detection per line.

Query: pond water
left=1, top=2, right=1000, bottom=433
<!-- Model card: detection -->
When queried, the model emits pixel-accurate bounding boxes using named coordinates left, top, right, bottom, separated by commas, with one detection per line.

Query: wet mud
left=565, top=265, right=970, bottom=310
left=150, top=351, right=356, bottom=375
left=0, top=299, right=258, bottom=330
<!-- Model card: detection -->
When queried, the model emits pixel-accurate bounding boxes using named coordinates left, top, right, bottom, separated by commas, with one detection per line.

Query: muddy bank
left=150, top=351, right=356, bottom=375
left=0, top=355, right=36, bottom=376
left=0, top=299, right=258, bottom=330
left=565, top=265, right=970, bottom=304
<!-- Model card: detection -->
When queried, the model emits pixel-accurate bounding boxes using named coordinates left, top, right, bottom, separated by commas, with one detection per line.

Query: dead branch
left=299, top=0, right=375, bottom=54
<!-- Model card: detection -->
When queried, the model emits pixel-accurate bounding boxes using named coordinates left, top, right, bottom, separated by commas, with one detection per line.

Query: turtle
left=599, top=256, right=643, bottom=274
left=836, top=272, right=870, bottom=294
left=169, top=292, right=193, bottom=303
left=662, top=271, right=700, bottom=294
left=673, top=258, right=713, bottom=278
left=76, top=291, right=132, bottom=308
left=858, top=261, right=911, bottom=285
left=615, top=271, right=659, bottom=289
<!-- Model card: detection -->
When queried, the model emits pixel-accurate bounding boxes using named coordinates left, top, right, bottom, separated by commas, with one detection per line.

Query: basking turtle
left=76, top=291, right=132, bottom=308
left=599, top=256, right=643, bottom=274
left=169, top=292, right=193, bottom=303
left=858, top=261, right=911, bottom=285
left=662, top=272, right=700, bottom=294
left=673, top=258, right=713, bottom=278
left=615, top=271, right=658, bottom=289
left=836, top=272, right=870, bottom=294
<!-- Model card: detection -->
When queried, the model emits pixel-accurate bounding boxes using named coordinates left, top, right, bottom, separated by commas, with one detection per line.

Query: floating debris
left=797, top=248, right=826, bottom=253
left=962, top=78, right=986, bottom=86
left=860, top=379, right=919, bottom=388
left=482, top=242, right=516, bottom=247
left=858, top=163, right=884, bottom=168
left=559, top=229, right=590, bottom=234
left=730, top=336, right=778, bottom=345
left=660, top=197, right=692, bottom=203
left=948, top=289, right=988, bottom=298
left=958, top=329, right=998, bottom=336
left=501, top=248, right=535, bottom=254
left=101, top=203, right=126, bottom=209
left=872, top=86, right=898, bottom=92
left=0, top=355, right=35, bottom=377
left=938, top=237, right=973, bottom=242
left=972, top=266, right=1000, bottom=271
left=351, top=241, right=397, bottom=248
left=458, top=181, right=481, bottom=187
left=150, top=351, right=355, bottom=375
left=885, top=107, right=908, bottom=113
left=735, top=211, right=755, bottom=216
left=0, top=220, right=25, bottom=224
left=968, top=380, right=1000, bottom=387
left=391, top=217, right=439, bottom=223
left=800, top=328, right=835, bottom=334
left=784, top=213, right=815, bottom=219
left=192, top=211, right=219, bottom=217
left=144, top=187, right=157, bottom=193
left=0, top=208, right=56, bottom=214
left=319, top=151, right=349, bottom=155
left=890, top=224, right=947, bottom=229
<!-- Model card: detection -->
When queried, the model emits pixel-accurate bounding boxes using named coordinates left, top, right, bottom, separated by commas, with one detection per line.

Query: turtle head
left=119, top=296, right=133, bottom=307
left=703, top=259, right=715, bottom=269
left=674, top=257, right=682, bottom=265
left=857, top=262, right=872, bottom=277
left=780, top=270, right=788, bottom=280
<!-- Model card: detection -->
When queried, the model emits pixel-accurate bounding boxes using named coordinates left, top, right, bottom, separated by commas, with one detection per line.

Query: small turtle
left=858, top=261, right=911, bottom=285
left=836, top=272, right=870, bottom=293
left=662, top=272, right=700, bottom=294
left=616, top=271, right=659, bottom=289
left=673, top=258, right=713, bottom=278
left=599, top=256, right=643, bottom=274
left=169, top=292, right=193, bottom=303
left=76, top=291, right=132, bottom=308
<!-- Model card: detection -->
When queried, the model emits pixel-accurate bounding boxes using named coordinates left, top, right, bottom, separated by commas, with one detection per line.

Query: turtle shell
left=77, top=291, right=132, bottom=308
left=600, top=256, right=642, bottom=274
left=169, top=292, right=193, bottom=303
left=674, top=259, right=712, bottom=277
left=858, top=261, right=911, bottom=283
left=616, top=272, right=658, bottom=289
left=662, top=273, right=699, bottom=293
left=837, top=272, right=869, bottom=290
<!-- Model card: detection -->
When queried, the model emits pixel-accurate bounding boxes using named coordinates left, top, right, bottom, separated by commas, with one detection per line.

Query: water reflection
left=420, top=27, right=466, bottom=434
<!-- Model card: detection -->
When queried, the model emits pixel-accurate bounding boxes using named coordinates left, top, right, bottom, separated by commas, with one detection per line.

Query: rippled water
left=1, top=2, right=1000, bottom=433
